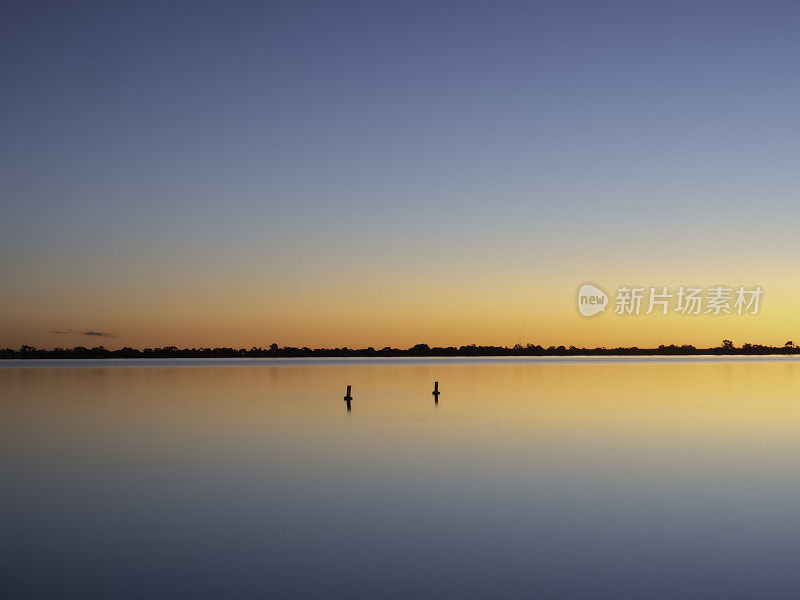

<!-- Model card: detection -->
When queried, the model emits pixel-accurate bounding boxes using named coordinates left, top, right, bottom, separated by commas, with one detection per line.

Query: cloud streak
left=52, top=329, right=118, bottom=338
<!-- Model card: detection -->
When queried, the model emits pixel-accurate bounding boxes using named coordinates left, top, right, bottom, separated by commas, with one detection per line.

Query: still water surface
left=3, top=357, right=800, bottom=598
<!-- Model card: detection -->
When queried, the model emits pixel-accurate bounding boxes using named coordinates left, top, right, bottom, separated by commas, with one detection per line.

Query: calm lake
left=3, top=357, right=800, bottom=599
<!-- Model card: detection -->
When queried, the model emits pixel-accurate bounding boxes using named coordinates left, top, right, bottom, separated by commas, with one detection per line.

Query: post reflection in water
left=344, top=384, right=352, bottom=412
left=4, top=357, right=800, bottom=599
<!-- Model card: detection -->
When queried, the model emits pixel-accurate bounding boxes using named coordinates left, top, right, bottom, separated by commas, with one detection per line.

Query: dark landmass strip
left=3, top=340, right=800, bottom=359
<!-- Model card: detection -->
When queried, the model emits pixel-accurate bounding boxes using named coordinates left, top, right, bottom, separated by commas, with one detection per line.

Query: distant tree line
left=2, top=340, right=799, bottom=359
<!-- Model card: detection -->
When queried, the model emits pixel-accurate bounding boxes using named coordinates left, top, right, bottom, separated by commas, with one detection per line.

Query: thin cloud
left=52, top=329, right=118, bottom=338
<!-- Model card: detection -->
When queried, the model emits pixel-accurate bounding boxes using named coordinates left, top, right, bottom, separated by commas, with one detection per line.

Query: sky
left=2, top=0, right=800, bottom=350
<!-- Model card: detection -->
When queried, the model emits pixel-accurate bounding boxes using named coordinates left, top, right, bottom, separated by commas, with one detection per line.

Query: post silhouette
left=432, top=381, right=440, bottom=403
left=344, top=385, right=352, bottom=412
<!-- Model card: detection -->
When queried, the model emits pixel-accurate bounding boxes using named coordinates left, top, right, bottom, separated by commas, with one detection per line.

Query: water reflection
left=4, top=359, right=800, bottom=598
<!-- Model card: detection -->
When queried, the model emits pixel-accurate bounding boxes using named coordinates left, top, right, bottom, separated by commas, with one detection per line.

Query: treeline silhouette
left=3, top=340, right=800, bottom=359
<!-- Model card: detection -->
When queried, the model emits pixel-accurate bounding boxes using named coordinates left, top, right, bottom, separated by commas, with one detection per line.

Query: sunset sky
left=2, top=1, right=800, bottom=350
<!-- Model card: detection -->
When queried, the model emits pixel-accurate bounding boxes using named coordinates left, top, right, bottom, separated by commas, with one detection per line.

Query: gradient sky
left=2, top=0, right=800, bottom=349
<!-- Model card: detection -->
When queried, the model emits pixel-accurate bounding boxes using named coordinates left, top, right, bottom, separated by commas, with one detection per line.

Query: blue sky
left=2, top=1, right=800, bottom=347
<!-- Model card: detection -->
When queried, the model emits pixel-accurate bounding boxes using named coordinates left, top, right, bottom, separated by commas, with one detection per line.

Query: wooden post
left=344, top=385, right=352, bottom=401
left=432, top=381, right=440, bottom=399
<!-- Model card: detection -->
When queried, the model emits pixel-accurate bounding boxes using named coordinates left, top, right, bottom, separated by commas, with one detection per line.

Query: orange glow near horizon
left=3, top=265, right=798, bottom=350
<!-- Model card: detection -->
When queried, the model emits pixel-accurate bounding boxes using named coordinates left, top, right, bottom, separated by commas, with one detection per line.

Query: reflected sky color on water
left=4, top=358, right=800, bottom=598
